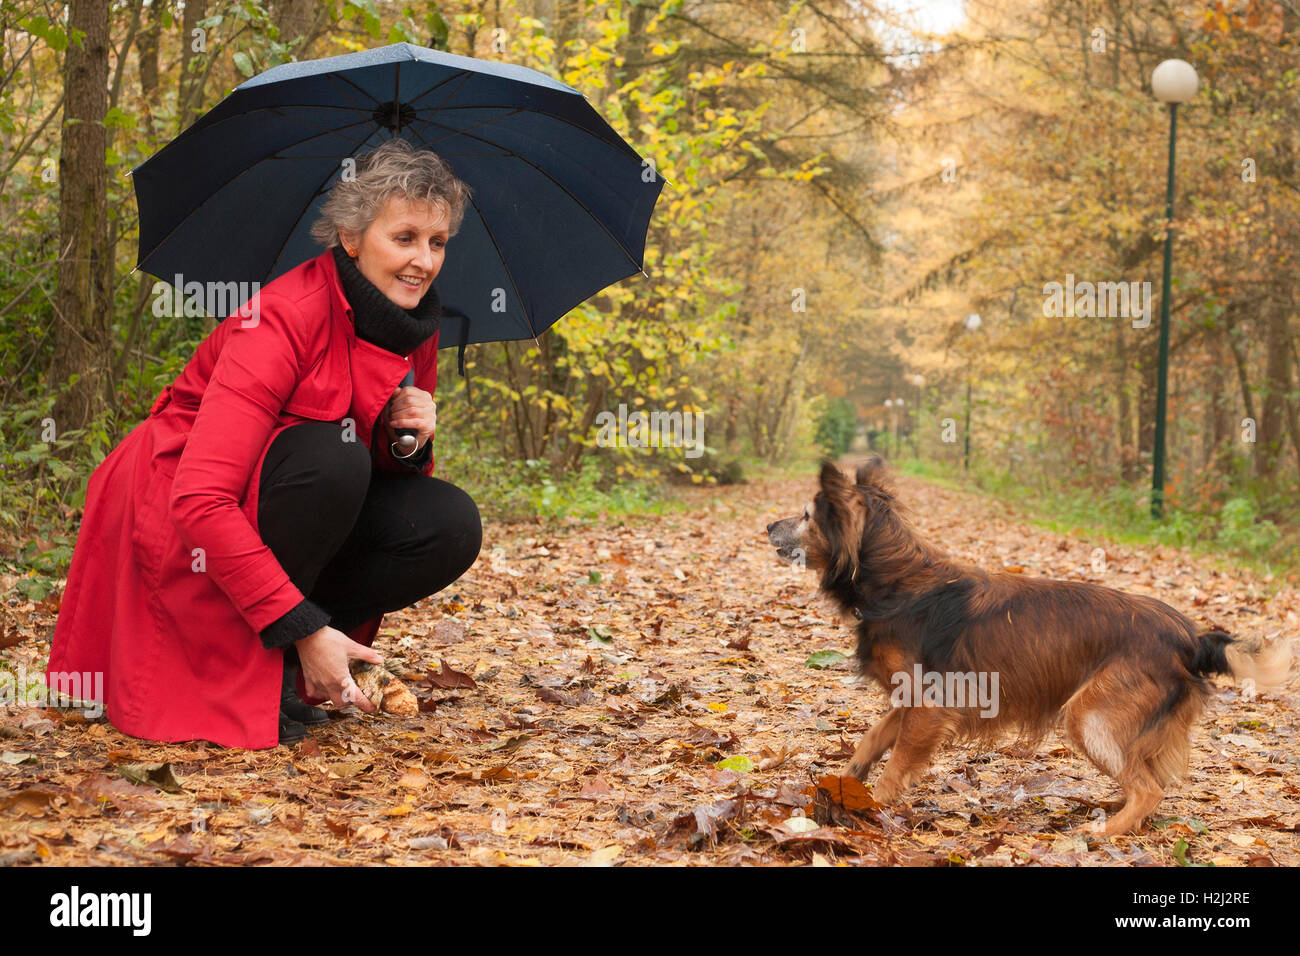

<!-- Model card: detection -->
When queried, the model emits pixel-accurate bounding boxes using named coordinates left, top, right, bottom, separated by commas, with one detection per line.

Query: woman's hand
left=384, top=385, right=436, bottom=450
left=294, top=625, right=383, bottom=712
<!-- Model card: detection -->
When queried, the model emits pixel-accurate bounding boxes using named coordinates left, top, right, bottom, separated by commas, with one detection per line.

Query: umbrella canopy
left=131, top=42, right=664, bottom=349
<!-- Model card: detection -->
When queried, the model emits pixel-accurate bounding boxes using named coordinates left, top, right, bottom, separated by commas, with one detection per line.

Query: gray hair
left=310, top=138, right=473, bottom=248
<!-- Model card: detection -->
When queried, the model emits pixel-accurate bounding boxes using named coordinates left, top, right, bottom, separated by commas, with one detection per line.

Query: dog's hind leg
left=847, top=707, right=903, bottom=781
left=1063, top=680, right=1171, bottom=836
left=1099, top=759, right=1165, bottom=836
left=871, top=707, right=958, bottom=804
left=1102, top=689, right=1205, bottom=835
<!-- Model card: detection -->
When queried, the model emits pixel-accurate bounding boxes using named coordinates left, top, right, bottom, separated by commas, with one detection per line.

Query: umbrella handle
left=394, top=369, right=417, bottom=452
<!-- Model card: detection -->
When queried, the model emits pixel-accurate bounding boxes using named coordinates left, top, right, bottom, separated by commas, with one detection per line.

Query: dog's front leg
left=871, top=707, right=957, bottom=804
left=847, top=707, right=903, bottom=781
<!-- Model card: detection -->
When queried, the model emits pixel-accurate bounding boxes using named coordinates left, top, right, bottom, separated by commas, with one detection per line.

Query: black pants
left=256, top=421, right=481, bottom=637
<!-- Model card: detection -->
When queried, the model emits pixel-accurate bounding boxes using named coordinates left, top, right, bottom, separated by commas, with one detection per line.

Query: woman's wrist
left=261, top=598, right=331, bottom=649
left=294, top=623, right=333, bottom=648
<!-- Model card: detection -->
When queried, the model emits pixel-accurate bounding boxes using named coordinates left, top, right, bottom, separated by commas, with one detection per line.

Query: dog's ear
left=816, top=461, right=863, bottom=580
left=819, top=460, right=852, bottom=500
left=855, top=455, right=888, bottom=489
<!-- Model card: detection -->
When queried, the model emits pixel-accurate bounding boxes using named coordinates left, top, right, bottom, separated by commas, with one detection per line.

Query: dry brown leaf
left=428, top=660, right=477, bottom=690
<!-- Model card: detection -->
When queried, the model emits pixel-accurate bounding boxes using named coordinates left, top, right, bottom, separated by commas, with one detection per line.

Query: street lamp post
left=1149, top=59, right=1198, bottom=519
left=963, top=313, right=981, bottom=471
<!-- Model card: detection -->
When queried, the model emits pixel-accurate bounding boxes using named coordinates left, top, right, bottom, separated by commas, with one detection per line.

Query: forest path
left=2, top=466, right=1296, bottom=866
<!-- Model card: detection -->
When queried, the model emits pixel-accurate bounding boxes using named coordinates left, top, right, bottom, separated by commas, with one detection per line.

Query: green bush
left=1215, top=497, right=1281, bottom=554
left=896, top=457, right=1293, bottom=572
left=434, top=430, right=671, bottom=524
left=815, top=398, right=858, bottom=459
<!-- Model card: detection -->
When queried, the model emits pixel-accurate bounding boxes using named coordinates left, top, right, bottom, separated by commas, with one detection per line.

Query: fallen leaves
left=116, top=761, right=184, bottom=792
left=430, top=620, right=467, bottom=644
left=670, top=797, right=744, bottom=845
left=325, top=760, right=372, bottom=779
left=813, top=774, right=881, bottom=816
left=72, top=773, right=162, bottom=813
left=805, top=650, right=846, bottom=669
left=427, top=660, right=477, bottom=690
left=0, top=788, right=59, bottom=816
left=756, top=745, right=798, bottom=772
left=713, top=755, right=754, bottom=773
left=1, top=471, right=1297, bottom=867
left=397, top=770, right=430, bottom=789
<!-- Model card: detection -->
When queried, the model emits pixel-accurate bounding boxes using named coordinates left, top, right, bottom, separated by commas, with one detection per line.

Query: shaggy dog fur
left=767, top=458, right=1291, bottom=835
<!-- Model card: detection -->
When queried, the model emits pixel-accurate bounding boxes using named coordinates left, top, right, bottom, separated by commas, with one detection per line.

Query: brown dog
left=767, top=458, right=1291, bottom=835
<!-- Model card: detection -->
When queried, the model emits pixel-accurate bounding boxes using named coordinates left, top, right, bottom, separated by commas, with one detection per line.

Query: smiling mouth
left=396, top=274, right=425, bottom=289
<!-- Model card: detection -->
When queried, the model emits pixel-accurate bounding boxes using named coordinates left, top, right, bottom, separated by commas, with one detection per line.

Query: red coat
left=48, top=249, right=439, bottom=749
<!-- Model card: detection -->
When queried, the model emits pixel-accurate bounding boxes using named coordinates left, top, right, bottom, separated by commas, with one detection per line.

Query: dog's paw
left=1069, top=817, right=1144, bottom=838
left=846, top=759, right=873, bottom=782
left=871, top=781, right=903, bottom=805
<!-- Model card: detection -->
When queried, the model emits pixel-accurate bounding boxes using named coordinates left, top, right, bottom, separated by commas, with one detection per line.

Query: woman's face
left=341, top=195, right=450, bottom=310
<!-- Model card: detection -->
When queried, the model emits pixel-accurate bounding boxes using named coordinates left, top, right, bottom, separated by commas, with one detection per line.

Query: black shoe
left=278, top=711, right=308, bottom=745
left=282, top=662, right=330, bottom=726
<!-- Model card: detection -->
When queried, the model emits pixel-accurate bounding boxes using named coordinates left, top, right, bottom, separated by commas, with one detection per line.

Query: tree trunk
left=1135, top=340, right=1157, bottom=470
left=178, top=0, right=208, bottom=132
left=1114, top=319, right=1138, bottom=480
left=137, top=0, right=162, bottom=100
left=1207, top=331, right=1232, bottom=470
left=1257, top=291, right=1293, bottom=477
left=1222, top=307, right=1256, bottom=426
left=52, top=0, right=112, bottom=443
left=271, top=0, right=328, bottom=58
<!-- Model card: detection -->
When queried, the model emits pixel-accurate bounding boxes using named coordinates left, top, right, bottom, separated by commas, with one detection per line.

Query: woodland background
left=2, top=0, right=1299, bottom=598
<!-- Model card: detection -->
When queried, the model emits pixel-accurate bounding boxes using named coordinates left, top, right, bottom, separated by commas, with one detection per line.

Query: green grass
left=435, top=448, right=682, bottom=525
left=437, top=433, right=818, bottom=526
left=897, top=456, right=1298, bottom=584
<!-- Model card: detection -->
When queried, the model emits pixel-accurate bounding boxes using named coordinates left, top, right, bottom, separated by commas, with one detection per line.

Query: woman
left=48, top=139, right=482, bottom=748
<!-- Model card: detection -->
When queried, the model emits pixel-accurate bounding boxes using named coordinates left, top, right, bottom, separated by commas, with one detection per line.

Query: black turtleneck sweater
left=259, top=245, right=442, bottom=651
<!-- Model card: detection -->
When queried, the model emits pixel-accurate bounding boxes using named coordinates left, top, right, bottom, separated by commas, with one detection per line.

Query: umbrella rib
left=405, top=69, right=474, bottom=110
left=463, top=187, right=539, bottom=341
left=323, top=70, right=386, bottom=108
left=164, top=97, right=639, bottom=163
left=261, top=151, right=363, bottom=282
left=406, top=115, right=652, bottom=274
left=139, top=67, right=657, bottom=282
left=255, top=105, right=378, bottom=150
left=140, top=108, right=654, bottom=287
left=136, top=115, right=382, bottom=272
left=392, top=60, right=401, bottom=130
left=259, top=122, right=426, bottom=278
left=160, top=37, right=636, bottom=158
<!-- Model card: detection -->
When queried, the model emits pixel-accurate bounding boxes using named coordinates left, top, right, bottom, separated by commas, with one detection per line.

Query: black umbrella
left=131, top=42, right=665, bottom=354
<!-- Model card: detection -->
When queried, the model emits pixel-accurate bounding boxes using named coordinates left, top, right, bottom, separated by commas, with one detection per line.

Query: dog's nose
left=766, top=521, right=775, bottom=533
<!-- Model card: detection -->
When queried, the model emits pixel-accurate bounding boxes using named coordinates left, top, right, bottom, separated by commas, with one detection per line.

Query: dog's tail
left=1192, top=630, right=1292, bottom=691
